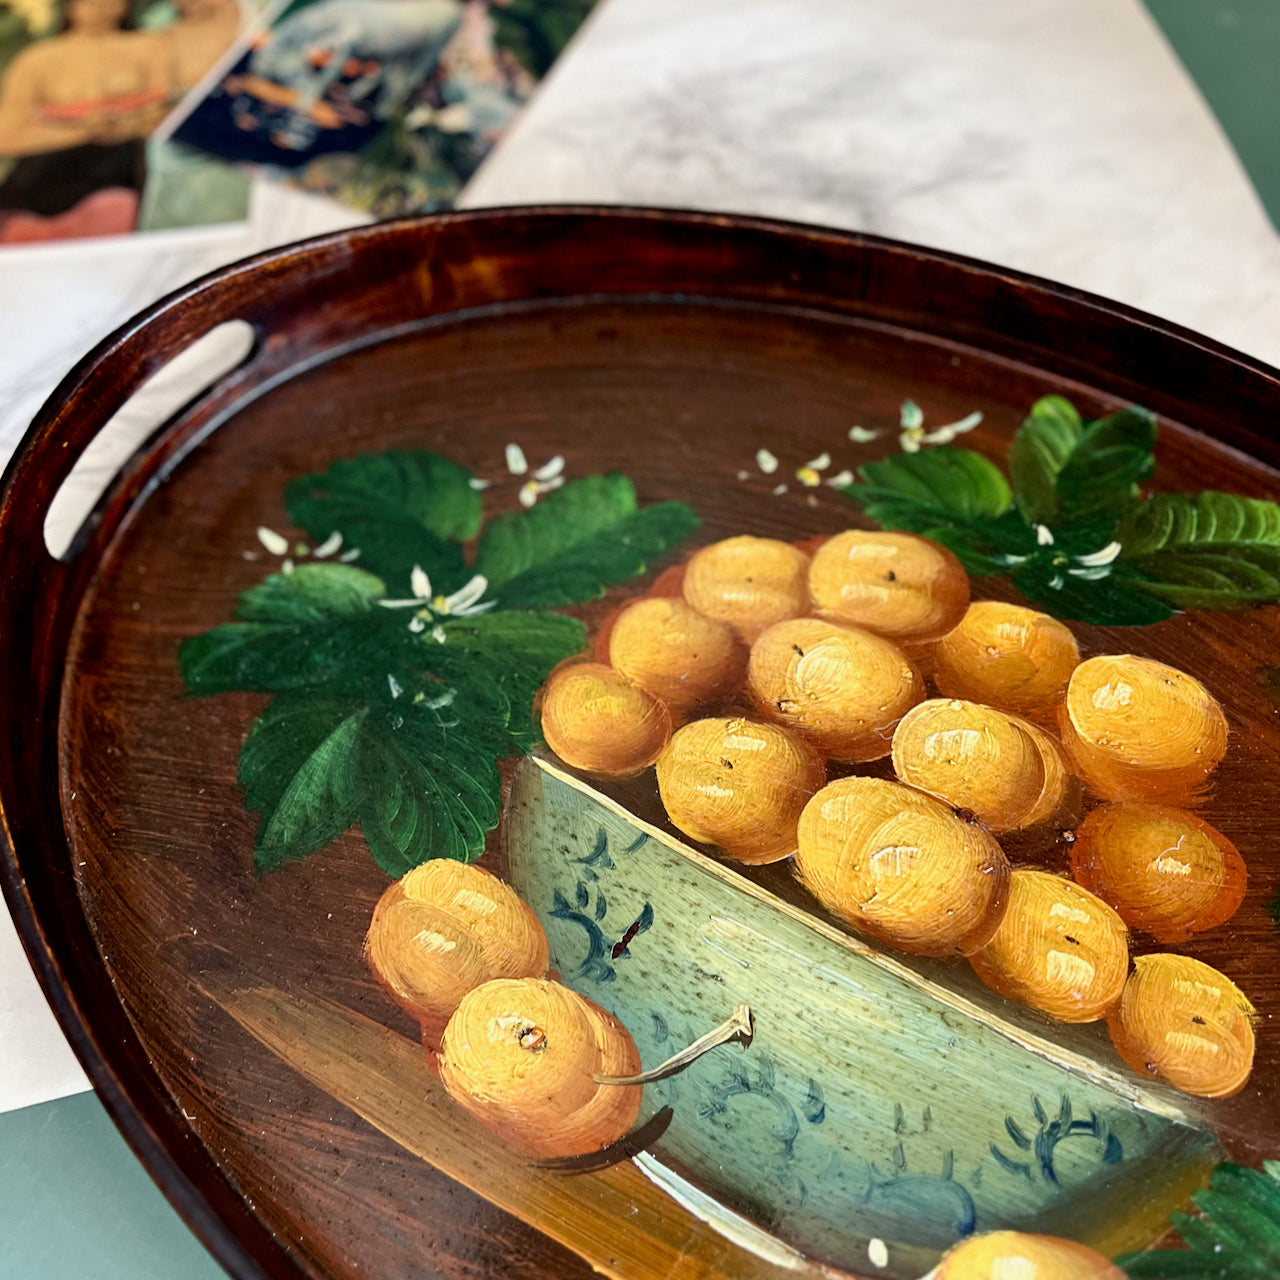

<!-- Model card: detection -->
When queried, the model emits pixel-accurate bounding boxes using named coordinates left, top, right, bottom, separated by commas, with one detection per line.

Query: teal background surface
left=0, top=1092, right=226, bottom=1279
left=1145, top=0, right=1280, bottom=228
left=2, top=5, right=1276, bottom=1277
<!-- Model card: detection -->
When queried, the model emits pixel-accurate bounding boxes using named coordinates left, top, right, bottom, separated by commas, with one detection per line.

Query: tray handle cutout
left=43, top=320, right=257, bottom=562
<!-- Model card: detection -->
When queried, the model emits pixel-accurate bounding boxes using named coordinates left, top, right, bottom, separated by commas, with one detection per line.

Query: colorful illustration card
left=0, top=0, right=258, bottom=244
left=166, top=0, right=595, bottom=216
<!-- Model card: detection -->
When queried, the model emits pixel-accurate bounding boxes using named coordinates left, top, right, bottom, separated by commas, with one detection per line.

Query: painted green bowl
left=506, top=754, right=1219, bottom=1279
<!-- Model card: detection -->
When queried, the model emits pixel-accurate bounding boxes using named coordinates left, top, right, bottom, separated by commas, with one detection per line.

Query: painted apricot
left=539, top=662, right=672, bottom=776
left=1108, top=953, right=1255, bottom=1098
left=439, top=977, right=642, bottom=1159
left=1071, top=804, right=1247, bottom=943
left=933, top=600, right=1080, bottom=717
left=608, top=597, right=747, bottom=719
left=808, top=530, right=969, bottom=642
left=366, top=861, right=549, bottom=1042
left=655, top=716, right=826, bottom=864
left=1057, top=655, right=1228, bottom=803
left=1018, top=718, right=1071, bottom=827
left=970, top=870, right=1128, bottom=1022
left=935, top=1230, right=1126, bottom=1280
left=891, top=698, right=1049, bottom=831
left=681, top=535, right=810, bottom=642
left=747, top=617, right=924, bottom=761
left=795, top=776, right=1009, bottom=956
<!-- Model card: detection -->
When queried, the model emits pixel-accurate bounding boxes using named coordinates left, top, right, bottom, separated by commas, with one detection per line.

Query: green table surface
left=0, top=1093, right=226, bottom=1279
left=2, top=6, right=1277, bottom=1279
left=1145, top=0, right=1280, bottom=229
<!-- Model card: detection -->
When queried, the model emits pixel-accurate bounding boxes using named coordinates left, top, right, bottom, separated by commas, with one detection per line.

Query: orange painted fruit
left=1071, top=803, right=1247, bottom=942
left=934, top=1230, right=1126, bottom=1279
left=656, top=716, right=826, bottom=864
left=608, top=596, right=747, bottom=719
left=439, top=977, right=642, bottom=1159
left=808, top=529, right=969, bottom=642
left=891, top=698, right=1067, bottom=831
left=933, top=600, right=1079, bottom=718
left=366, top=861, right=549, bottom=1045
left=969, top=870, right=1129, bottom=1023
left=796, top=776, right=1009, bottom=956
left=1108, top=953, right=1255, bottom=1098
left=682, top=535, right=810, bottom=642
left=748, top=617, right=924, bottom=761
left=1057, top=654, right=1228, bottom=803
left=539, top=662, right=672, bottom=776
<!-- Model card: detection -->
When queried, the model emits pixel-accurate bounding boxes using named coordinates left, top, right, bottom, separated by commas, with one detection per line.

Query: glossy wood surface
left=2, top=208, right=1279, bottom=1280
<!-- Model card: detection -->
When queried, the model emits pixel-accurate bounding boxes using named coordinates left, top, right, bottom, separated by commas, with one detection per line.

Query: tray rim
left=4, top=202, right=1280, bottom=1280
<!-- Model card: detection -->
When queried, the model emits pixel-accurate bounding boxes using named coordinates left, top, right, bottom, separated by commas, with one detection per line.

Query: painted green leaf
left=185, top=448, right=696, bottom=875
left=182, top=563, right=420, bottom=696
left=1007, top=399, right=1155, bottom=526
left=239, top=694, right=367, bottom=871
left=1120, top=490, right=1280, bottom=555
left=1116, top=492, right=1280, bottom=608
left=229, top=611, right=585, bottom=873
left=180, top=611, right=400, bottom=696
left=1012, top=563, right=1175, bottom=627
left=847, top=446, right=1013, bottom=521
left=356, top=705, right=504, bottom=874
left=475, top=474, right=699, bottom=609
left=235, top=563, right=387, bottom=625
left=841, top=448, right=1022, bottom=576
left=433, top=611, right=587, bottom=738
left=1007, top=395, right=1083, bottom=525
left=1055, top=407, right=1157, bottom=523
left=1120, top=1163, right=1280, bottom=1279
left=286, top=451, right=483, bottom=594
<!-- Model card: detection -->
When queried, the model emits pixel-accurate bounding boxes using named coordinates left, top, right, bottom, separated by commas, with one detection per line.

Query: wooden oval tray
left=3, top=207, right=1280, bottom=1280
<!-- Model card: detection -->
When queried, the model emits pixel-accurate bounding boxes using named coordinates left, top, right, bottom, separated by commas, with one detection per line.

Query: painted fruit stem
left=594, top=1004, right=755, bottom=1085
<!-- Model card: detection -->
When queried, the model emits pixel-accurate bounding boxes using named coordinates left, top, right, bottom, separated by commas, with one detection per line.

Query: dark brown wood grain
left=2, top=208, right=1280, bottom=1280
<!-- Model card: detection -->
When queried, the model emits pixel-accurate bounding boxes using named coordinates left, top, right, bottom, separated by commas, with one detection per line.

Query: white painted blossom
left=851, top=403, right=983, bottom=454
left=1066, top=539, right=1125, bottom=580
left=254, top=524, right=358, bottom=566
left=379, top=566, right=497, bottom=627
left=739, top=442, right=855, bottom=492
left=900, top=401, right=984, bottom=453
left=1074, top=540, right=1123, bottom=567
left=505, top=443, right=528, bottom=475
left=517, top=454, right=566, bottom=507
left=256, top=526, right=289, bottom=556
left=793, top=452, right=855, bottom=490
left=795, top=452, right=831, bottom=487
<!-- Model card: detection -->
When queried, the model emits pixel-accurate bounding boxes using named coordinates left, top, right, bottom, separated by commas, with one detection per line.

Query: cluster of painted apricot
left=365, top=859, right=644, bottom=1159
left=539, top=530, right=1256, bottom=1101
left=360, top=869, right=1130, bottom=1272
